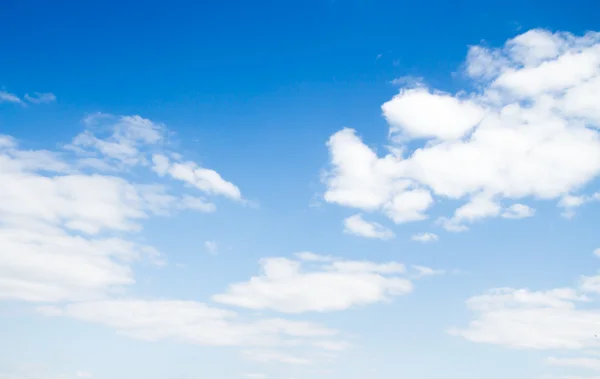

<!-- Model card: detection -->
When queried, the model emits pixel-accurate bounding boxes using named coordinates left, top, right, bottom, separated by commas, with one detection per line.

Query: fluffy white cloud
left=212, top=253, right=414, bottom=313
left=152, top=154, right=242, bottom=200
left=39, top=299, right=341, bottom=352
left=411, top=232, right=438, bottom=243
left=324, top=128, right=433, bottom=223
left=343, top=214, right=395, bottom=240
left=323, top=28, right=600, bottom=230
left=382, top=87, right=485, bottom=140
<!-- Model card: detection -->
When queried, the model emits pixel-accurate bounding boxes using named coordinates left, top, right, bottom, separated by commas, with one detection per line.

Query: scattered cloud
left=68, top=114, right=166, bottom=167
left=24, top=92, right=56, bottom=104
left=152, top=154, right=242, bottom=200
left=0, top=114, right=244, bottom=302
left=212, top=253, right=414, bottom=313
left=559, top=193, right=600, bottom=218
left=501, top=203, right=536, bottom=219
left=0, top=90, right=23, bottom=104
left=449, top=283, right=600, bottom=349
left=323, top=29, right=600, bottom=231
left=411, top=265, right=445, bottom=278
left=411, top=232, right=438, bottom=243
left=343, top=214, right=395, bottom=240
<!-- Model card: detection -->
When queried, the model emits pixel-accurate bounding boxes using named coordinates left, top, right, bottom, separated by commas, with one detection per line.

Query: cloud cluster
left=0, top=114, right=244, bottom=303
left=324, top=29, right=600, bottom=233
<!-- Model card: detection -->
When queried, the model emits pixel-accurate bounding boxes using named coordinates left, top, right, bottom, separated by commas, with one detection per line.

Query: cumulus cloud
left=212, top=253, right=415, bottom=313
left=323, top=28, right=600, bottom=231
left=382, top=87, right=485, bottom=141
left=343, top=214, right=395, bottom=240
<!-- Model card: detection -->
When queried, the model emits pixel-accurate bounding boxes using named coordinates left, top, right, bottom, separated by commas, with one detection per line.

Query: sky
left=1, top=1, right=600, bottom=378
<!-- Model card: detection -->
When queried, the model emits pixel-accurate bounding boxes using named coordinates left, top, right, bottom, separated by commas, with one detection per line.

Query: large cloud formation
left=324, top=29, right=600, bottom=232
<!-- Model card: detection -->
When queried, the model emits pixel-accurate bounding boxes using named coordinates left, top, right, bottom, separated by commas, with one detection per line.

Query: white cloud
left=152, top=154, right=242, bottom=200
left=343, top=214, right=395, bottom=240
left=322, top=29, right=600, bottom=230
left=501, top=203, right=536, bottom=219
left=0, top=114, right=237, bottom=303
left=559, top=193, right=600, bottom=218
left=0, top=90, right=22, bottom=104
left=449, top=286, right=600, bottom=350
left=411, top=232, right=438, bottom=243
left=75, top=372, right=92, bottom=378
left=294, top=252, right=333, bottom=262
left=69, top=114, right=165, bottom=167
left=39, top=299, right=340, bottom=351
left=382, top=87, right=485, bottom=141
left=0, top=138, right=170, bottom=302
left=324, top=128, right=433, bottom=222
left=24, top=92, right=56, bottom=104
left=205, top=240, right=218, bottom=254
left=212, top=254, right=413, bottom=313
left=594, top=249, right=600, bottom=258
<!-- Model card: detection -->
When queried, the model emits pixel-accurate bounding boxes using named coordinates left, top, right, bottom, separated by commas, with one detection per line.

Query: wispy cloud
left=24, top=92, right=57, bottom=104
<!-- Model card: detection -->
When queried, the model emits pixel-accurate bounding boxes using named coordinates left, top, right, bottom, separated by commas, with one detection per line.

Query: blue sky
left=1, top=1, right=600, bottom=379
